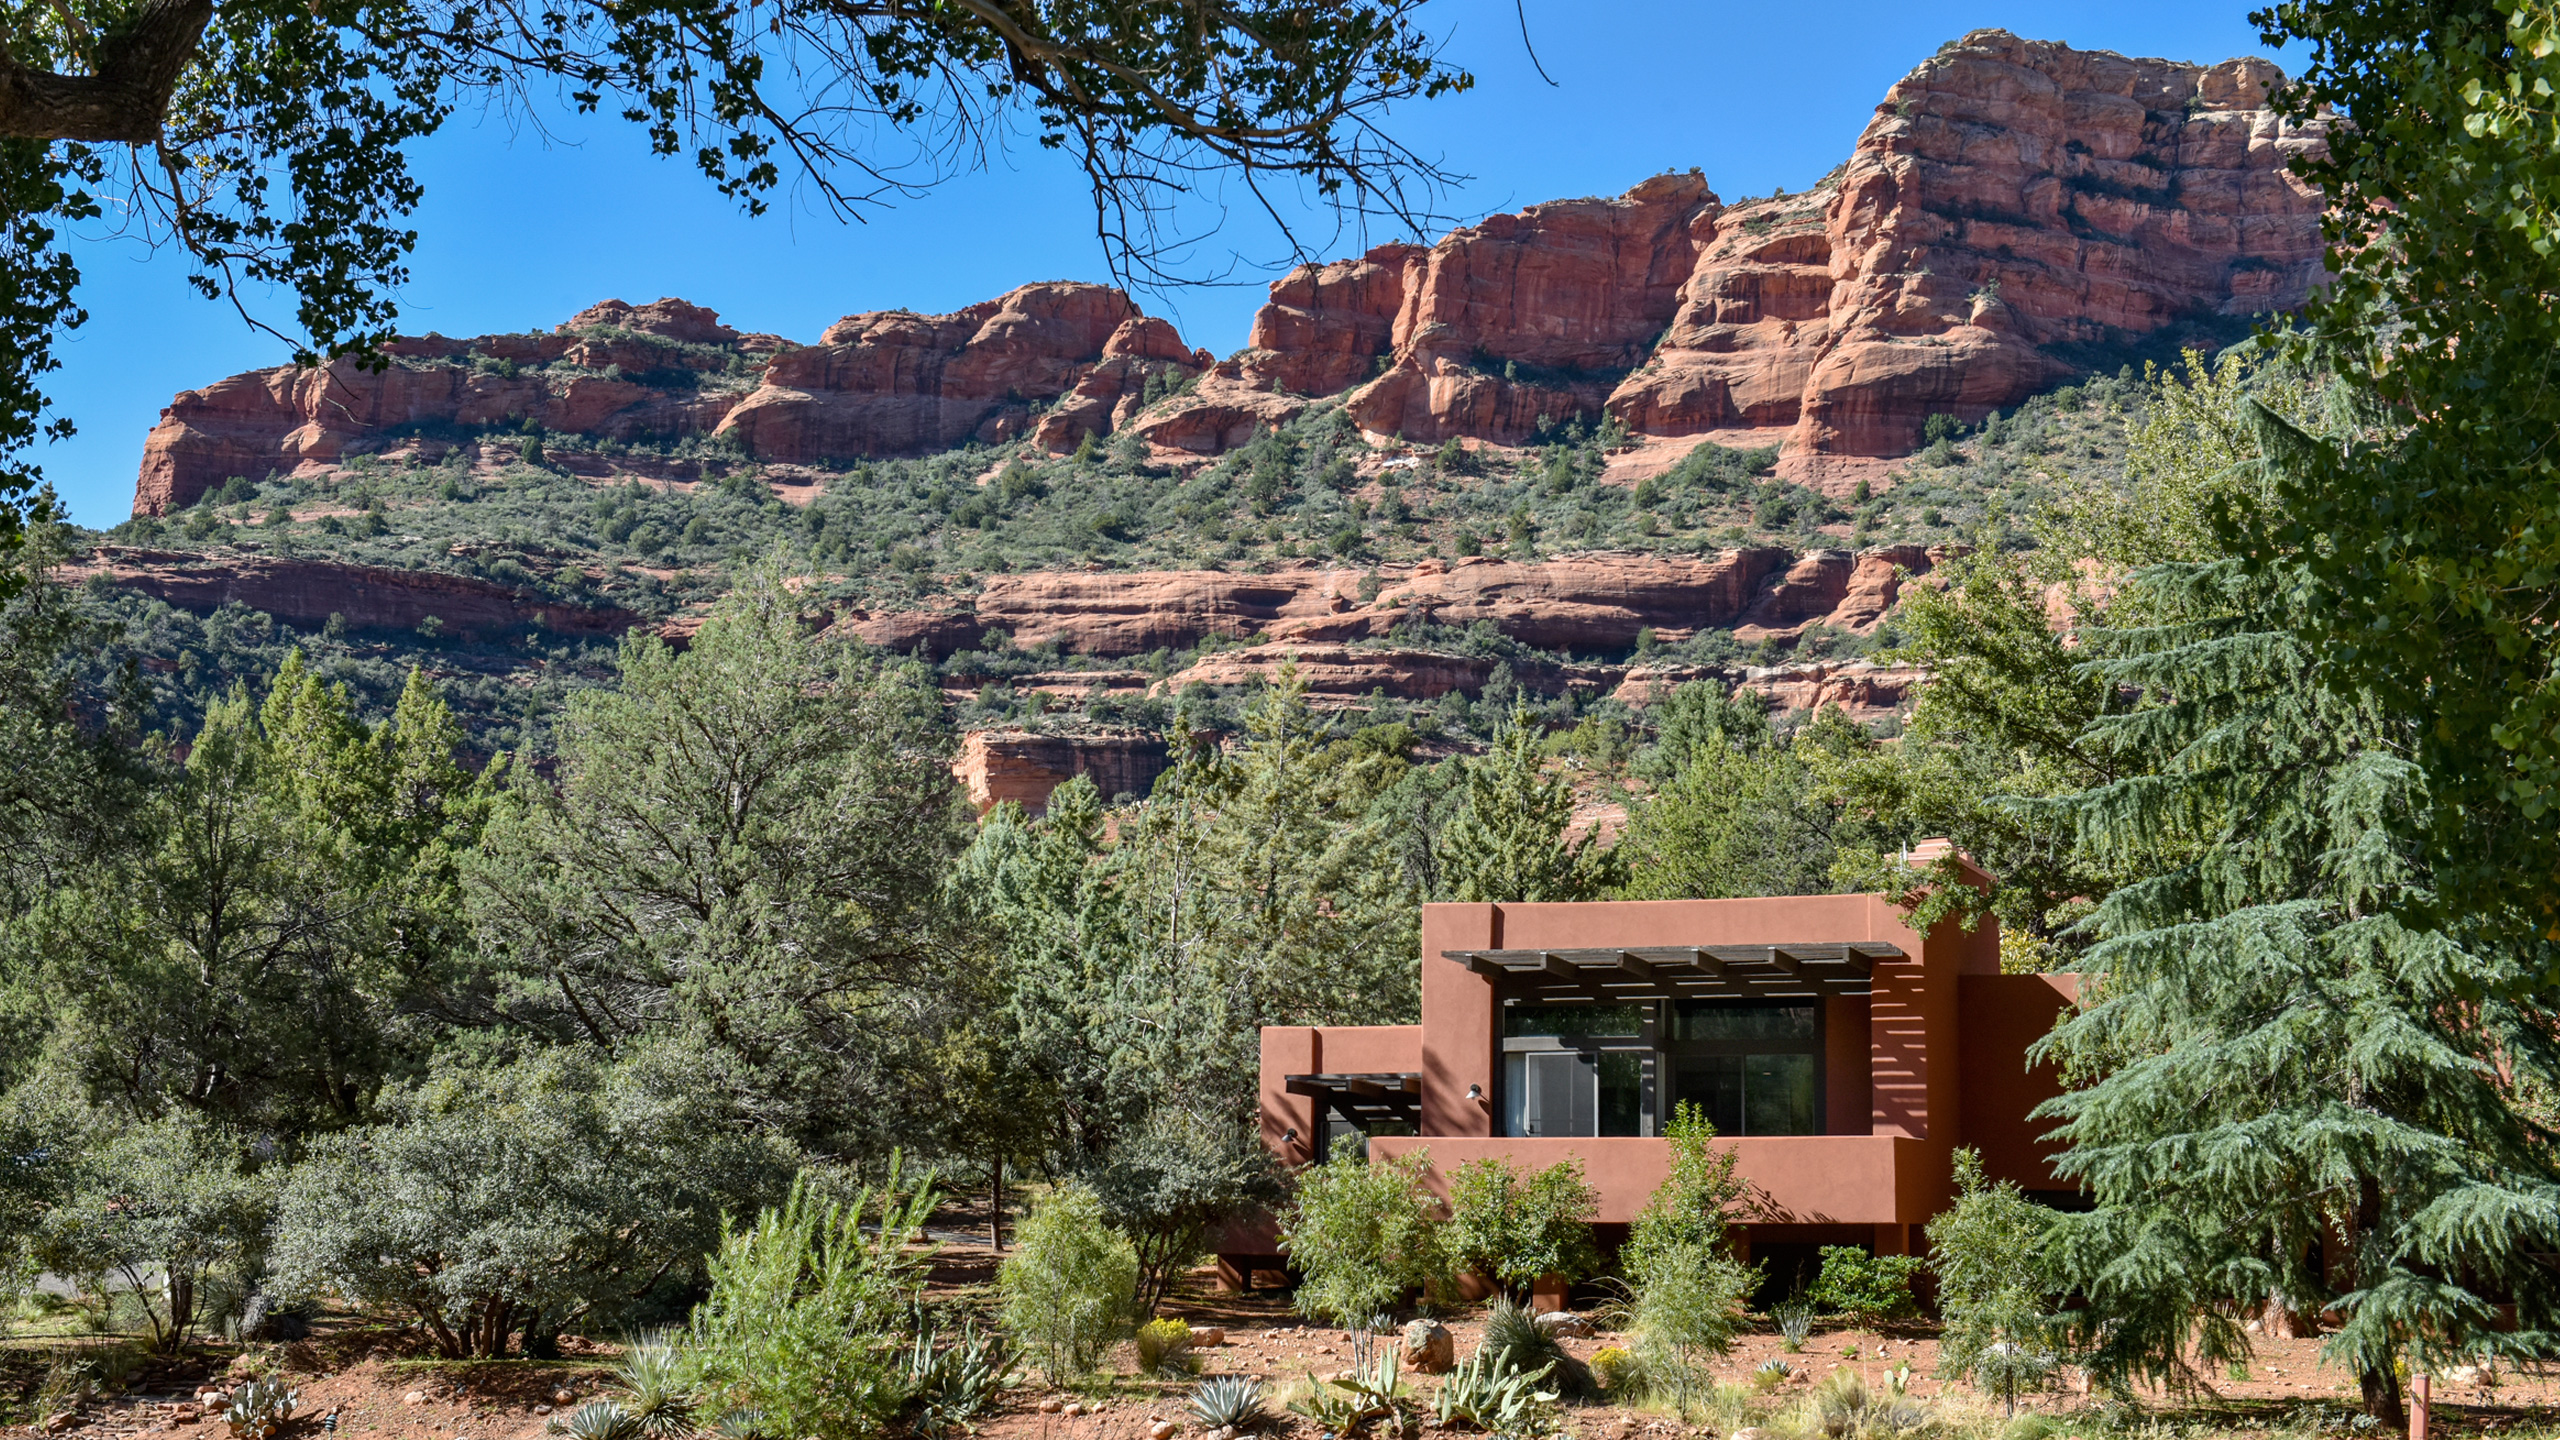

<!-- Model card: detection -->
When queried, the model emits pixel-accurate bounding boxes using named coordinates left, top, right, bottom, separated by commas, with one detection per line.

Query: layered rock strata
left=134, top=32, right=2322, bottom=515
left=1142, top=30, right=2324, bottom=469
left=136, top=286, right=1204, bottom=514
left=64, top=548, right=642, bottom=638
left=965, top=547, right=1941, bottom=659
left=952, top=729, right=1173, bottom=814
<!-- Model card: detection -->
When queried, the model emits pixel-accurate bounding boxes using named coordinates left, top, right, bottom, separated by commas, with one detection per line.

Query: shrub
left=271, top=1049, right=790, bottom=1358
left=997, top=1184, right=1138, bottom=1383
left=1442, top=1156, right=1600, bottom=1296
left=1277, top=1149, right=1449, bottom=1326
left=1475, top=1295, right=1570, bottom=1379
left=1926, top=1149, right=2063, bottom=1415
left=1628, top=1242, right=1757, bottom=1408
left=1087, top=1106, right=1280, bottom=1316
left=1588, top=1346, right=1639, bottom=1393
left=1807, top=1246, right=1923, bottom=1328
left=682, top=1165, right=940, bottom=1440
left=32, top=1115, right=272, bottom=1353
left=1135, top=1317, right=1195, bottom=1376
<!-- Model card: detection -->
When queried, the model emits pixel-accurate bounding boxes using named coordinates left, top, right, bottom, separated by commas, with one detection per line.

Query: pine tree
left=1435, top=710, right=1622, bottom=903
left=2032, top=418, right=2560, bottom=1417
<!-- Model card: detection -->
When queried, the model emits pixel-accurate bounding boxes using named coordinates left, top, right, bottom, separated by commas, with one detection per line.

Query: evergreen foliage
left=1277, top=1148, right=1451, bottom=1326
left=1434, top=709, right=1622, bottom=902
left=1926, top=1149, right=2062, bottom=1416
left=2030, top=414, right=2560, bottom=1418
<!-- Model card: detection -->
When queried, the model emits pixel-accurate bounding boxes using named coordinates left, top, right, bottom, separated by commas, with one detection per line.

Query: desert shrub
left=1277, top=1149, right=1449, bottom=1325
left=31, top=1115, right=271, bottom=1352
left=1926, top=1149, right=2063, bottom=1415
left=1588, top=1346, right=1639, bottom=1393
left=1808, top=1246, right=1923, bottom=1329
left=1442, top=1156, right=1600, bottom=1296
left=271, top=1047, right=791, bottom=1357
left=1135, top=1317, right=1195, bottom=1375
left=1087, top=1106, right=1280, bottom=1316
left=1628, top=1242, right=1757, bottom=1408
left=1619, top=1102, right=1758, bottom=1402
left=682, top=1166, right=940, bottom=1440
left=998, top=1184, right=1138, bottom=1383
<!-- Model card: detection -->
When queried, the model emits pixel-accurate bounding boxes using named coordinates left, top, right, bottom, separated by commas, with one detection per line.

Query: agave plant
left=1774, top=1298, right=1817, bottom=1352
left=1186, top=1376, right=1269, bottom=1433
left=548, top=1401, right=644, bottom=1440
left=1476, top=1298, right=1567, bottom=1378
left=1432, top=1349, right=1559, bottom=1433
left=1284, top=1373, right=1366, bottom=1432
left=905, top=1321, right=1016, bottom=1436
left=614, top=1331, right=694, bottom=1439
left=712, top=1409, right=770, bottom=1440
left=224, top=1379, right=299, bottom=1440
left=1752, top=1357, right=1795, bottom=1392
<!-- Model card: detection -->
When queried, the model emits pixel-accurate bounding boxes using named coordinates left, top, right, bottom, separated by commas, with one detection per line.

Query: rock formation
left=133, top=32, right=2322, bottom=514
left=1143, top=29, right=2324, bottom=475
left=63, top=547, right=642, bottom=637
left=135, top=285, right=1204, bottom=515
left=715, top=282, right=1205, bottom=462
left=963, top=548, right=1939, bottom=660
left=951, top=729, right=1173, bottom=814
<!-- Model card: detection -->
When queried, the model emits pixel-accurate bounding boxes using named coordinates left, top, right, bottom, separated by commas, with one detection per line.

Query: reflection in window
left=1505, top=1003, right=1645, bottom=1038
left=1672, top=1002, right=1816, bottom=1042
left=1502, top=1050, right=1647, bottom=1137
left=1671, top=1053, right=1819, bottom=1135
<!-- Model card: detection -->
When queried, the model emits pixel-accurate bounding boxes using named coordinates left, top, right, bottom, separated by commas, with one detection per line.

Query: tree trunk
left=2362, top=1363, right=2405, bottom=1426
left=990, top=1154, right=1004, bottom=1253
left=164, top=1271, right=196, bottom=1352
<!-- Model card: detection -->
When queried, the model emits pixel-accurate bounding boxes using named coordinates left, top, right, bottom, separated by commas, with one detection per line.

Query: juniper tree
left=2031, top=414, right=2560, bottom=1420
left=1434, top=709, right=1622, bottom=903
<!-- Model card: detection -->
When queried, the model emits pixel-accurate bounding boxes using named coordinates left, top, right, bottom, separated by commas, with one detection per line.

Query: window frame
left=1495, top=996, right=1830, bottom=1139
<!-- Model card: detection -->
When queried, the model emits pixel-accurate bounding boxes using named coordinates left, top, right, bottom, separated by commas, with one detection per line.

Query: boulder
left=1531, top=1310, right=1595, bottom=1338
left=1400, top=1319, right=1455, bottom=1374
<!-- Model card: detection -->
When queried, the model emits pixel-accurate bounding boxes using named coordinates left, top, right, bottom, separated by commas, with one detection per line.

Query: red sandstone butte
left=61, top=548, right=644, bottom=637
left=133, top=298, right=779, bottom=515
left=715, top=282, right=1200, bottom=462
left=1143, top=30, right=2321, bottom=471
left=951, top=729, right=1173, bottom=814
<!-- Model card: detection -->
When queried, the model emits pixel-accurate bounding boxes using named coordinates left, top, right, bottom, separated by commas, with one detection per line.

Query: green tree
left=1616, top=707, right=1872, bottom=902
left=2245, top=0, right=2560, bottom=925
left=269, top=1045, right=792, bottom=1357
left=1278, top=1148, right=1449, bottom=1325
left=1926, top=1149, right=2062, bottom=1417
left=12, top=653, right=485, bottom=1128
left=31, top=1113, right=272, bottom=1351
left=1441, top=1155, right=1600, bottom=1297
left=1435, top=711, right=1622, bottom=903
left=0, top=2, right=1474, bottom=550
left=2032, top=533, right=2560, bottom=1422
left=469, top=562, right=973, bottom=1149
left=998, top=1183, right=1139, bottom=1383
left=1086, top=1103, right=1280, bottom=1317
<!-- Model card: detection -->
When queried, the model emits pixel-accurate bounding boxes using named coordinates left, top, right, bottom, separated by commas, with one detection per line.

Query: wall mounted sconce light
left=1283, top=1127, right=1300, bottom=1145
left=1466, top=1084, right=1485, bottom=1102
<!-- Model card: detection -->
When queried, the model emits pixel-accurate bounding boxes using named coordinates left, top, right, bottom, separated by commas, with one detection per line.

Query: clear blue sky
left=42, top=0, right=2281, bottom=527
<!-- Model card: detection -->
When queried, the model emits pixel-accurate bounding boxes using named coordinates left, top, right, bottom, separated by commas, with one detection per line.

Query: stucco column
left=1260, top=1026, right=1320, bottom=1165
left=1420, top=904, right=1501, bottom=1137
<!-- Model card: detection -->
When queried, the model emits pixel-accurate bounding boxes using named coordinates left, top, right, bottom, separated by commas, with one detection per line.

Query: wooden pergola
left=1283, top=1071, right=1423, bottom=1131
left=1438, top=943, right=1906, bottom=1002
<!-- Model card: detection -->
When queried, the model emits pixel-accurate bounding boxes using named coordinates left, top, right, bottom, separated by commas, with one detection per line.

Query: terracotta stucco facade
left=1230, top=880, right=2079, bottom=1288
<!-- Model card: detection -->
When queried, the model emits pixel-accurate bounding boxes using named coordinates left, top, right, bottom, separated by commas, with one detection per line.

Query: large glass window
left=1495, top=998, right=1825, bottom=1138
left=1664, top=1001, right=1822, bottom=1136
